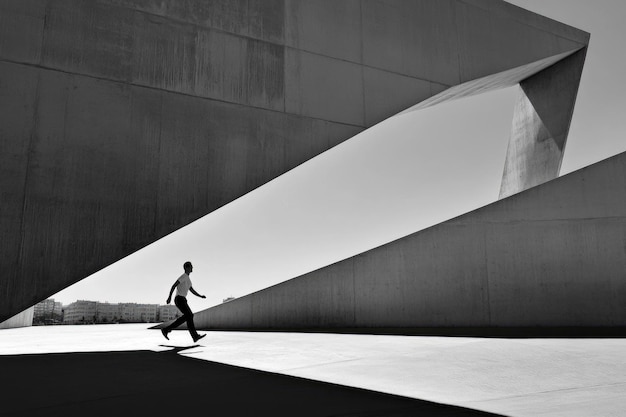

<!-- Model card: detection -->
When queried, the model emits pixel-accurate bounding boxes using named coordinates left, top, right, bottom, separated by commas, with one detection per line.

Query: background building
left=63, top=301, right=97, bottom=325
left=96, top=302, right=120, bottom=324
left=118, top=303, right=157, bottom=323
left=63, top=300, right=169, bottom=324
left=158, top=305, right=181, bottom=323
left=33, top=299, right=63, bottom=325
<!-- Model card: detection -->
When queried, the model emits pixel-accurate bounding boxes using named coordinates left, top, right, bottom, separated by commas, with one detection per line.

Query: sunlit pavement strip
left=2, top=324, right=626, bottom=416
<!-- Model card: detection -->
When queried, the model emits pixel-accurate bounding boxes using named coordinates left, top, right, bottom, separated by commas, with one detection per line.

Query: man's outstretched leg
left=175, top=295, right=205, bottom=342
left=161, top=314, right=186, bottom=340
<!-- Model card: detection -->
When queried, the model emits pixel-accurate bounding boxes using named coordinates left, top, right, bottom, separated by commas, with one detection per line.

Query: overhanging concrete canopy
left=1, top=0, right=589, bottom=323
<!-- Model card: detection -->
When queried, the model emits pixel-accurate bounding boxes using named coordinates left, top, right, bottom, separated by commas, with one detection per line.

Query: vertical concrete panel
left=204, top=102, right=254, bottom=210
left=247, top=0, right=285, bottom=44
left=0, top=63, right=38, bottom=309
left=42, top=0, right=134, bottom=81
left=193, top=29, right=247, bottom=104
left=0, top=0, right=45, bottom=64
left=285, top=49, right=364, bottom=126
left=499, top=49, right=586, bottom=197
left=58, top=75, right=135, bottom=276
left=132, top=12, right=198, bottom=96
left=285, top=0, right=362, bottom=63
left=239, top=112, right=288, bottom=193
left=156, top=94, right=211, bottom=234
left=15, top=72, right=135, bottom=311
left=133, top=16, right=285, bottom=110
left=202, top=101, right=284, bottom=211
left=205, top=101, right=287, bottom=201
left=103, top=0, right=251, bottom=40
left=102, top=0, right=285, bottom=44
left=11, top=69, right=70, bottom=311
left=36, top=0, right=281, bottom=112
left=243, top=38, right=285, bottom=110
left=361, top=0, right=460, bottom=86
left=123, top=87, right=163, bottom=249
left=161, top=0, right=249, bottom=35
left=499, top=85, right=563, bottom=196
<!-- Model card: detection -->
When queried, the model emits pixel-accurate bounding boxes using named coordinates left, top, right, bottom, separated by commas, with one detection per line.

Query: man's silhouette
left=161, top=261, right=206, bottom=342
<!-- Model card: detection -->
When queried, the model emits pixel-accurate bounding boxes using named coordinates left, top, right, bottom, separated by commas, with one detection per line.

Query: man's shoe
left=193, top=334, right=206, bottom=343
left=161, top=328, right=170, bottom=340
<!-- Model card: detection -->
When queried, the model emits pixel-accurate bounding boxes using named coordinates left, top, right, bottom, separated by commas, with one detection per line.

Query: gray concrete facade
left=192, top=151, right=626, bottom=330
left=1, top=0, right=588, bottom=323
left=0, top=307, right=33, bottom=330
left=499, top=49, right=586, bottom=198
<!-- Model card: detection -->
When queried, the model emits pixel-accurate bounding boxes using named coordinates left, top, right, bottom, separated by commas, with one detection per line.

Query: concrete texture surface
left=1, top=0, right=589, bottom=324
left=403, top=46, right=587, bottom=199
left=400, top=49, right=580, bottom=113
left=0, top=307, right=33, bottom=329
left=499, top=49, right=587, bottom=198
left=2, top=324, right=626, bottom=416
left=192, top=150, right=626, bottom=329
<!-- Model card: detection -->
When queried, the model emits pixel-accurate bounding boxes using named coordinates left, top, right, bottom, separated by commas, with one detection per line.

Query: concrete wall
left=0, top=307, right=33, bottom=330
left=499, top=48, right=587, bottom=198
left=1, top=0, right=588, bottom=322
left=193, top=151, right=626, bottom=330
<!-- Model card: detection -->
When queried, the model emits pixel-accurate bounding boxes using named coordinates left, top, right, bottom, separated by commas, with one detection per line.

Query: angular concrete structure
left=1, top=0, right=588, bottom=324
left=192, top=151, right=626, bottom=330
left=499, top=49, right=586, bottom=198
left=0, top=307, right=33, bottom=330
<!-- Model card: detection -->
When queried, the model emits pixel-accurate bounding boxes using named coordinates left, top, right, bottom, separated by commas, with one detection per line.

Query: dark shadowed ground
left=2, top=346, right=504, bottom=417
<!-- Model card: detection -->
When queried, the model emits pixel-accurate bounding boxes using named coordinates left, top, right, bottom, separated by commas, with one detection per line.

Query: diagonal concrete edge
left=399, top=47, right=588, bottom=199
left=500, top=48, right=588, bottom=197
left=398, top=48, right=582, bottom=115
left=186, top=150, right=626, bottom=331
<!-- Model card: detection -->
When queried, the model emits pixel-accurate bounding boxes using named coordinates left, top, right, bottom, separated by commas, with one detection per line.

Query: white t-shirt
left=176, top=273, right=192, bottom=297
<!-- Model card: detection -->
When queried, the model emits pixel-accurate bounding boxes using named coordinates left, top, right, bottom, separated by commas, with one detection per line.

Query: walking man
left=161, top=261, right=206, bottom=342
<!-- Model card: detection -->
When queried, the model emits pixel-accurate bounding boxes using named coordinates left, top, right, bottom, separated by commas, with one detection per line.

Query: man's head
left=183, top=261, right=193, bottom=274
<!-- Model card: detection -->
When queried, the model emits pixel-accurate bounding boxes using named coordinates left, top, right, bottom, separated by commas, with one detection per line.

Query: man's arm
left=166, top=281, right=179, bottom=304
left=189, top=287, right=206, bottom=299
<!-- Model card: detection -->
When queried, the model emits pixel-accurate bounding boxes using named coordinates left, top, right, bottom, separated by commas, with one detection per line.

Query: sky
left=53, top=1, right=626, bottom=313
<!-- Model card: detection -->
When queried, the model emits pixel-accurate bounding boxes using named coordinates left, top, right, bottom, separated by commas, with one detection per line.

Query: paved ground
left=2, top=324, right=626, bottom=416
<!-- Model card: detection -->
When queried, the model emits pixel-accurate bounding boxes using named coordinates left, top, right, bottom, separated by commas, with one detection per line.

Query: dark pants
left=165, top=295, right=199, bottom=338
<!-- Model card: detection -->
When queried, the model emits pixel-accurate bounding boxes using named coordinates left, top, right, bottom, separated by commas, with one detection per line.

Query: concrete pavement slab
left=2, top=324, right=625, bottom=416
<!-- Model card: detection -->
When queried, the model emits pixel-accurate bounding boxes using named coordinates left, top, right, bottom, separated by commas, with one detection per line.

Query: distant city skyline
left=36, top=297, right=176, bottom=307
left=32, top=297, right=182, bottom=325
left=53, top=1, right=626, bottom=313
left=36, top=296, right=237, bottom=308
